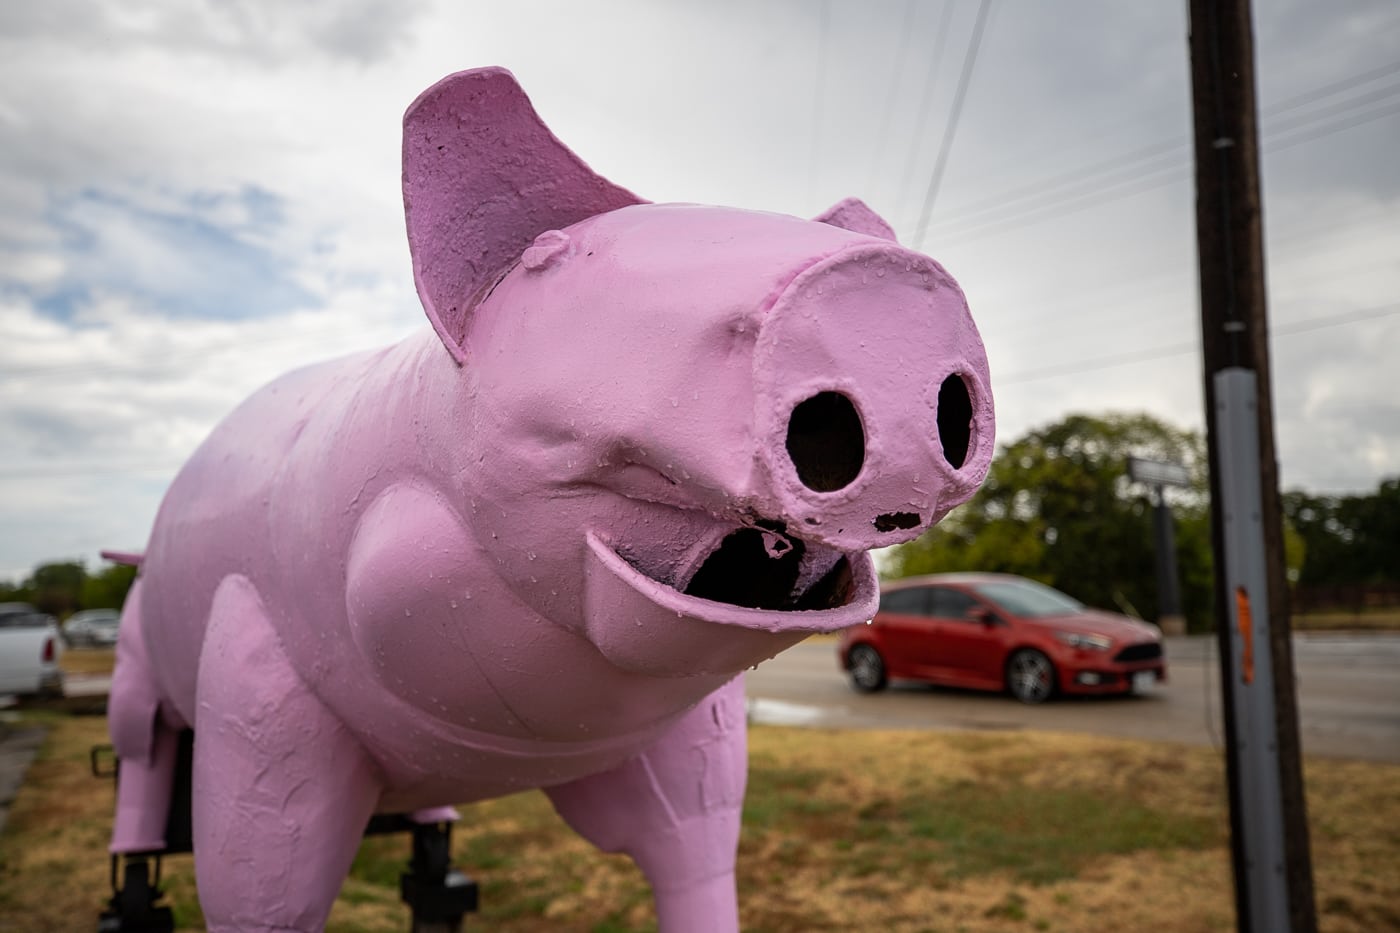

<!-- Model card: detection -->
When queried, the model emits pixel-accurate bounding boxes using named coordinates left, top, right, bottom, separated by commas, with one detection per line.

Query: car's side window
left=929, top=587, right=979, bottom=621
left=879, top=588, right=930, bottom=616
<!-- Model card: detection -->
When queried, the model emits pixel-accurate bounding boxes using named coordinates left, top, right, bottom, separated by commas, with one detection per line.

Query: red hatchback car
left=837, top=573, right=1167, bottom=703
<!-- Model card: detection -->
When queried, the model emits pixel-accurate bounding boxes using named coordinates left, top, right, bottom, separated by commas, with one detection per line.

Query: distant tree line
left=1283, top=480, right=1400, bottom=613
left=0, top=560, right=136, bottom=619
left=1282, top=480, right=1399, bottom=586
left=887, top=411, right=1395, bottom=632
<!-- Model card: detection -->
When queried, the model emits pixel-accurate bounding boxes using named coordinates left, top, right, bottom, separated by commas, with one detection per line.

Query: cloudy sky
left=2, top=0, right=1397, bottom=581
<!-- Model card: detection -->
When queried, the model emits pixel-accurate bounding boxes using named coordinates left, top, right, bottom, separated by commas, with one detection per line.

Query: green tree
left=29, top=560, right=88, bottom=618
left=887, top=412, right=1215, bottom=630
left=0, top=578, right=33, bottom=605
left=0, top=559, right=138, bottom=616
left=81, top=562, right=138, bottom=611
left=1283, top=477, right=1400, bottom=588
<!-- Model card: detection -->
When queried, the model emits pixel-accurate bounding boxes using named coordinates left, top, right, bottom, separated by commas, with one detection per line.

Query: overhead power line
left=912, top=0, right=996, bottom=248
left=1266, top=80, right=1400, bottom=135
left=1267, top=95, right=1400, bottom=153
left=895, top=0, right=957, bottom=213
left=928, top=56, right=1400, bottom=233
left=913, top=86, right=1400, bottom=245
left=995, top=302, right=1400, bottom=386
left=998, top=251, right=1400, bottom=352
left=865, top=0, right=921, bottom=193
left=1262, top=57, right=1400, bottom=116
left=903, top=56, right=1400, bottom=244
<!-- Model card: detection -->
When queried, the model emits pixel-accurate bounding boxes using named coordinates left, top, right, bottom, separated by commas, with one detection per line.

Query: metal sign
left=1127, top=456, right=1192, bottom=489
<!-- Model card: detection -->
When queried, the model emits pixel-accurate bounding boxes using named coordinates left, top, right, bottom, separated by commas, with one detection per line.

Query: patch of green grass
left=169, top=897, right=205, bottom=929
left=741, top=764, right=830, bottom=828
left=338, top=878, right=396, bottom=907
left=740, top=753, right=1219, bottom=888
left=457, top=826, right=518, bottom=871
left=483, top=889, right=551, bottom=920
left=593, top=917, right=657, bottom=933
left=591, top=890, right=658, bottom=933
left=891, top=781, right=1218, bottom=884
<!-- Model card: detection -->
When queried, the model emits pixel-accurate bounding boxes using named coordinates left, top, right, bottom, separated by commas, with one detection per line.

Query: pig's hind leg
left=546, top=676, right=748, bottom=933
left=192, top=575, right=382, bottom=932
left=108, top=576, right=183, bottom=854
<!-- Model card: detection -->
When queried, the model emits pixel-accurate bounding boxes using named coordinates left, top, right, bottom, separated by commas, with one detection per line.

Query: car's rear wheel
left=1007, top=649, right=1055, bottom=704
left=848, top=644, right=887, bottom=693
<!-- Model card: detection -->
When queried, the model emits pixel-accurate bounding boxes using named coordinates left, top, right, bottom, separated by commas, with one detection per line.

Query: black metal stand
left=94, top=734, right=480, bottom=931
left=402, top=820, right=480, bottom=933
left=97, top=855, right=174, bottom=933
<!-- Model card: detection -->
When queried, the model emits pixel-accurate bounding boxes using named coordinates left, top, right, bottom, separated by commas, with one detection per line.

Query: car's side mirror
left=969, top=607, right=997, bottom=626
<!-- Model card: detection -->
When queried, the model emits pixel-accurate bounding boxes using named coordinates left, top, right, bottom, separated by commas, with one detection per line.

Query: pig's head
left=403, top=69, right=994, bottom=678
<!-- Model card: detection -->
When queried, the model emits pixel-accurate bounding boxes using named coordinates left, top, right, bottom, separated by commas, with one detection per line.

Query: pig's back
left=137, top=349, right=385, bottom=718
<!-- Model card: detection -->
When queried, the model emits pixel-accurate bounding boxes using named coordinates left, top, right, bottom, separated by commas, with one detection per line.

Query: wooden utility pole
left=1187, top=2, right=1317, bottom=931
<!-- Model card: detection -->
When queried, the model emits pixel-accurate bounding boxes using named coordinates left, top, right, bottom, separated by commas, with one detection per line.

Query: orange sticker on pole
left=1235, top=586, right=1255, bottom=685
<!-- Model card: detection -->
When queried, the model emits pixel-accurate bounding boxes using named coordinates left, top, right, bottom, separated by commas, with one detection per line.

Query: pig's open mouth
left=679, top=524, right=856, bottom=612
left=584, top=524, right=878, bottom=639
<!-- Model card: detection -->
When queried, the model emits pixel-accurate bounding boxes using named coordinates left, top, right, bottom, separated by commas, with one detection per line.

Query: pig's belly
left=363, top=703, right=682, bottom=812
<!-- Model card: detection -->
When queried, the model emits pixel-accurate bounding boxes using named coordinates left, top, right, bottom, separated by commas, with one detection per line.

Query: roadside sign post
left=1127, top=457, right=1190, bottom=634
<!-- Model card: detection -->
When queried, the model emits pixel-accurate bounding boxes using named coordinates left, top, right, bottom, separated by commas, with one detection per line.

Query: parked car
left=64, top=608, right=122, bottom=648
left=0, top=603, right=64, bottom=697
left=837, top=573, right=1166, bottom=703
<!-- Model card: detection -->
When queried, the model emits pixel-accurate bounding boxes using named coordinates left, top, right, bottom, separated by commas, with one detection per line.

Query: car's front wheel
left=1007, top=649, right=1055, bottom=704
left=848, top=644, right=887, bottom=693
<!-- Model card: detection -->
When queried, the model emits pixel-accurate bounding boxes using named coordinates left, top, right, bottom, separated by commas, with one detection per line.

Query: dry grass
left=1, top=714, right=1397, bottom=932
left=58, top=648, right=116, bottom=676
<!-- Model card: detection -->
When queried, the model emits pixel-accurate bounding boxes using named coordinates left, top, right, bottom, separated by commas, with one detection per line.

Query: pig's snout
left=752, top=244, right=994, bottom=552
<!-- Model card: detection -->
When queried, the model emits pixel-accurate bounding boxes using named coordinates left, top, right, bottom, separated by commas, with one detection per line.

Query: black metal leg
left=400, top=821, right=479, bottom=933
left=98, top=855, right=175, bottom=933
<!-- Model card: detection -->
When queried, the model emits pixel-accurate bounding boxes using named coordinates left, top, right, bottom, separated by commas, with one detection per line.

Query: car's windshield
left=971, top=579, right=1083, bottom=617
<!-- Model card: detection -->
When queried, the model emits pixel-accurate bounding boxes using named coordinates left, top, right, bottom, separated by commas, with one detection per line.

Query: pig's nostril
left=936, top=374, right=973, bottom=469
left=785, top=391, right=865, bottom=492
left=874, top=511, right=921, bottom=532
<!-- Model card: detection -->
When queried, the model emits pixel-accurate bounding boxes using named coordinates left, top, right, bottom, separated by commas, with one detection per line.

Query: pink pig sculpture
left=105, top=67, right=994, bottom=931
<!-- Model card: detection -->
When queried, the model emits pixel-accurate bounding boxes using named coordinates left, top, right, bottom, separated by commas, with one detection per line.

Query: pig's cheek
left=343, top=484, right=477, bottom=694
left=457, top=480, right=589, bottom=628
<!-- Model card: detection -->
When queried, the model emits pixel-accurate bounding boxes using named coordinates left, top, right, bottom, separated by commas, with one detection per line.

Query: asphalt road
left=746, top=633, right=1400, bottom=764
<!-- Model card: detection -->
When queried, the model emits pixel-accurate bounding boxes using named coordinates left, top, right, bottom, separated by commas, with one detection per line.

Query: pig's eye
left=786, top=391, right=865, bottom=492
left=937, top=374, right=973, bottom=469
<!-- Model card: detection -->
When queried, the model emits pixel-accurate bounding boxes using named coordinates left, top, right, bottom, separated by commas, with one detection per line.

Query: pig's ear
left=812, top=197, right=898, bottom=242
left=403, top=67, right=644, bottom=363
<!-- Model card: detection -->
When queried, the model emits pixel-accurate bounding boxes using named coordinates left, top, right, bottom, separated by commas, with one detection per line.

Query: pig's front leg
left=193, top=574, right=383, bottom=932
left=546, top=676, right=748, bottom=932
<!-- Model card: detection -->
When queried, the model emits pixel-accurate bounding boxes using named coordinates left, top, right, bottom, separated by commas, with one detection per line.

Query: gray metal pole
left=1215, top=368, right=1291, bottom=932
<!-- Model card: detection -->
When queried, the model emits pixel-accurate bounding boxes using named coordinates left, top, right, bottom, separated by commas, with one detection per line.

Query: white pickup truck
left=0, top=603, right=64, bottom=698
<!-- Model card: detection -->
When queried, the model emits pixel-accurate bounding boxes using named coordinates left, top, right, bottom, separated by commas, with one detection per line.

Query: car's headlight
left=1054, top=631, right=1112, bottom=651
